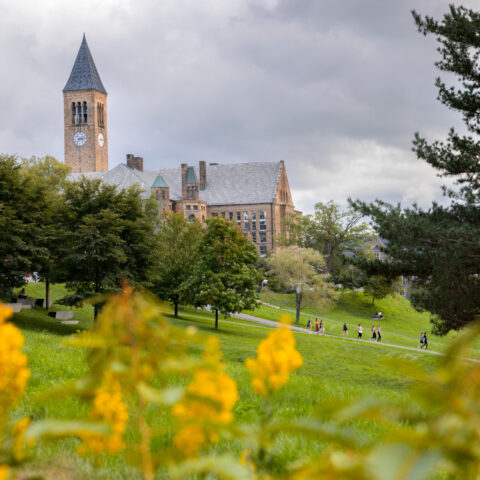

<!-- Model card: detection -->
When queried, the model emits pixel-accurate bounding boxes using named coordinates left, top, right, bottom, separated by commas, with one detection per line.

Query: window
left=97, top=102, right=104, bottom=127
left=72, top=102, right=76, bottom=124
left=259, top=245, right=267, bottom=257
left=211, top=212, right=218, bottom=217
left=243, top=211, right=249, bottom=230
left=188, top=214, right=195, bottom=222
left=186, top=205, right=191, bottom=211
left=229, top=212, right=234, bottom=221
left=236, top=212, right=241, bottom=227
left=193, top=205, right=198, bottom=211
left=161, top=190, right=166, bottom=200
left=155, top=191, right=160, bottom=200
left=260, top=231, right=267, bottom=243
left=251, top=211, right=256, bottom=231
left=252, top=232, right=257, bottom=243
left=221, top=212, right=226, bottom=218
left=83, top=101, right=87, bottom=123
left=259, top=211, right=267, bottom=231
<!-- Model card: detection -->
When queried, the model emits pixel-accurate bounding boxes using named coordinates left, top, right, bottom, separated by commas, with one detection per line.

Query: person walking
left=319, top=319, right=325, bottom=335
left=307, top=318, right=311, bottom=331
left=371, top=325, right=377, bottom=342
left=343, top=323, right=348, bottom=336
left=357, top=324, right=363, bottom=339
left=315, top=318, right=320, bottom=334
left=419, top=332, right=424, bottom=349
left=422, top=333, right=428, bottom=349
left=377, top=325, right=382, bottom=343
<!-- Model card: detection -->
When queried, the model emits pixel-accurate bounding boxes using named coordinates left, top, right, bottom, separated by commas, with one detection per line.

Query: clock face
left=98, top=132, right=104, bottom=147
left=73, top=132, right=87, bottom=147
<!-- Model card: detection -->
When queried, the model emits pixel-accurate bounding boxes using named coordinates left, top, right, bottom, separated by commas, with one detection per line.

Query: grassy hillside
left=4, top=283, right=451, bottom=478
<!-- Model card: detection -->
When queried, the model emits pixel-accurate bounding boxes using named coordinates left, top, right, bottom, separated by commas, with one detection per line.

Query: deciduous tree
left=267, top=246, right=337, bottom=324
left=186, top=218, right=260, bottom=329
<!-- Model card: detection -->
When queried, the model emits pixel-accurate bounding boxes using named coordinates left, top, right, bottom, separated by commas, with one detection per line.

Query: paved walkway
left=232, top=312, right=447, bottom=357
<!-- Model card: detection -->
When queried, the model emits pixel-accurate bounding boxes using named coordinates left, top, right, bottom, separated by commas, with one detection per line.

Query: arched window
left=83, top=102, right=87, bottom=123
left=188, top=214, right=195, bottom=222
left=77, top=102, right=82, bottom=123
left=162, top=190, right=165, bottom=200
left=72, top=103, right=76, bottom=124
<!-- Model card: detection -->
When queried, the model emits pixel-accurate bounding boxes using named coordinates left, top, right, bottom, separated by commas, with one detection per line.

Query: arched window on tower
left=72, top=103, right=76, bottom=124
left=83, top=102, right=87, bottom=123
left=77, top=102, right=82, bottom=123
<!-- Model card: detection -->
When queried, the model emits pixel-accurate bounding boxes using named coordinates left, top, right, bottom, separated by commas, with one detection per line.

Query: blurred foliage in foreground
left=2, top=290, right=480, bottom=479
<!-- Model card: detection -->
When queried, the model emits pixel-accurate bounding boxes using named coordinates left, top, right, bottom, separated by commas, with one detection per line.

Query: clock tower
left=63, top=35, right=108, bottom=173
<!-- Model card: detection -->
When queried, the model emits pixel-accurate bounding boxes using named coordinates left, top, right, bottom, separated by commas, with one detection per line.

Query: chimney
left=126, top=154, right=135, bottom=169
left=199, top=161, right=206, bottom=190
left=181, top=163, right=188, bottom=199
left=134, top=156, right=143, bottom=172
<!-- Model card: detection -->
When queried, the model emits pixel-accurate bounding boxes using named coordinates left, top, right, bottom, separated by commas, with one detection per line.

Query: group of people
left=357, top=324, right=382, bottom=342
left=419, top=332, right=429, bottom=349
left=305, top=318, right=382, bottom=342
left=306, top=317, right=325, bottom=335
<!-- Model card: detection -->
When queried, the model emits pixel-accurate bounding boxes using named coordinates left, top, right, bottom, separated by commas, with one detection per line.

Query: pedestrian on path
left=419, top=332, right=424, bottom=349
left=422, top=333, right=429, bottom=349
left=307, top=318, right=311, bottom=331
left=377, top=325, right=382, bottom=343
left=357, top=324, right=363, bottom=339
left=343, top=323, right=348, bottom=336
left=315, top=318, right=319, bottom=334
left=319, top=319, right=325, bottom=335
left=371, top=325, right=376, bottom=342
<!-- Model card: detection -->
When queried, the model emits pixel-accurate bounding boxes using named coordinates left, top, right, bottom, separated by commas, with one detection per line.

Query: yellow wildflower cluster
left=0, top=465, right=8, bottom=480
left=79, top=373, right=128, bottom=455
left=172, top=336, right=238, bottom=456
left=246, top=315, right=303, bottom=396
left=0, top=304, right=30, bottom=411
left=11, top=417, right=32, bottom=461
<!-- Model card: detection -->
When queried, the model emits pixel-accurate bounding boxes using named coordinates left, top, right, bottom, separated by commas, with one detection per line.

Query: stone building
left=65, top=36, right=299, bottom=256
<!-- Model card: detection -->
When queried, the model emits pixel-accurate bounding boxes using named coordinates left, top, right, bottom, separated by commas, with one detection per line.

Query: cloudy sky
left=0, top=0, right=476, bottom=213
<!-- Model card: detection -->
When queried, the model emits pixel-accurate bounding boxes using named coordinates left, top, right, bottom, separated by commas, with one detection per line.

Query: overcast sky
left=0, top=0, right=477, bottom=214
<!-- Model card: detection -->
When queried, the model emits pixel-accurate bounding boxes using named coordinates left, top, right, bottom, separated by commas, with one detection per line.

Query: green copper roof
left=152, top=174, right=168, bottom=188
left=186, top=166, right=198, bottom=184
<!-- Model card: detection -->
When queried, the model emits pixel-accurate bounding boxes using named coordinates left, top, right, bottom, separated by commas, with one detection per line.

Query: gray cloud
left=0, top=0, right=477, bottom=214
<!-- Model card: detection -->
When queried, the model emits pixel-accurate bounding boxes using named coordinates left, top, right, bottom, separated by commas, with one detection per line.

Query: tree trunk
left=295, top=291, right=302, bottom=324
left=94, top=304, right=99, bottom=324
left=215, top=309, right=219, bottom=330
left=45, top=277, right=51, bottom=311
left=174, top=301, right=178, bottom=317
left=371, top=296, right=375, bottom=306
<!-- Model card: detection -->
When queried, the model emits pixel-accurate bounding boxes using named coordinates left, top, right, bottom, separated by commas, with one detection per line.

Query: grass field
left=5, top=284, right=454, bottom=478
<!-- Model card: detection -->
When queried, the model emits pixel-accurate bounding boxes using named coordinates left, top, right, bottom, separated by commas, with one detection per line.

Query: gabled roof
left=186, top=166, right=198, bottom=184
left=68, top=161, right=283, bottom=205
left=63, top=35, right=107, bottom=94
left=152, top=174, right=168, bottom=188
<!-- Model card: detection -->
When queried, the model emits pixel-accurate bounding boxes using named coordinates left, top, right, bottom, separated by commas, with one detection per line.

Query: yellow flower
left=11, top=417, right=31, bottom=461
left=172, top=336, right=238, bottom=456
left=0, top=465, right=8, bottom=480
left=246, top=315, right=303, bottom=396
left=0, top=303, right=30, bottom=411
left=78, top=373, right=128, bottom=455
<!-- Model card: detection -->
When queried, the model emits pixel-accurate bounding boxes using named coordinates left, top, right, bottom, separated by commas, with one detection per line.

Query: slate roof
left=68, top=161, right=282, bottom=205
left=64, top=35, right=107, bottom=94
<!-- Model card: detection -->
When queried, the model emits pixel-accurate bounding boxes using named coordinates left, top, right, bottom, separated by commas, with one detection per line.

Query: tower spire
left=63, top=35, right=107, bottom=94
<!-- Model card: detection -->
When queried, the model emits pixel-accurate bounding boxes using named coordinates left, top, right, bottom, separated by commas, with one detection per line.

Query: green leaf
left=169, top=455, right=252, bottom=480
left=26, top=420, right=110, bottom=442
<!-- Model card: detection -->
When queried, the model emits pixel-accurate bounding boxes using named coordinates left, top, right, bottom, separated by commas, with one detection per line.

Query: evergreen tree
left=352, top=6, right=480, bottom=334
left=186, top=217, right=260, bottom=329
left=152, top=212, right=203, bottom=317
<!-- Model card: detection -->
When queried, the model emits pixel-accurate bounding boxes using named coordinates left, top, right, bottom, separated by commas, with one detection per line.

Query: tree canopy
left=352, top=5, right=480, bottom=334
left=186, top=217, right=260, bottom=329
left=267, top=246, right=337, bottom=324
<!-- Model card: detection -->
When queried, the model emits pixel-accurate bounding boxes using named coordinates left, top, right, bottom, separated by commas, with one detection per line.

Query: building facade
left=65, top=37, right=298, bottom=256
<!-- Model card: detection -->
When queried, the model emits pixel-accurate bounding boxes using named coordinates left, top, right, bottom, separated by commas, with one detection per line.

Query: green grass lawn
left=2, top=284, right=455, bottom=478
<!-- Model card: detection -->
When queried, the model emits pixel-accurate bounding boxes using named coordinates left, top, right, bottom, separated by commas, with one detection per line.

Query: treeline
left=0, top=154, right=259, bottom=327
